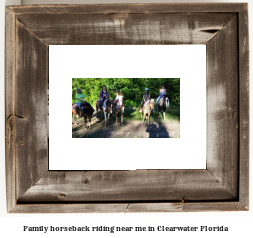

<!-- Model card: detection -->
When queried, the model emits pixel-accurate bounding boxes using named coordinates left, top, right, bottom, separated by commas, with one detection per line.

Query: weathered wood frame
left=5, top=4, right=249, bottom=213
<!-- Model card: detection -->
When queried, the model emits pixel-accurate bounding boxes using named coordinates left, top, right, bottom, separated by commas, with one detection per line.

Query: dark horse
left=157, top=95, right=169, bottom=120
left=72, top=102, right=94, bottom=128
left=96, top=99, right=113, bottom=127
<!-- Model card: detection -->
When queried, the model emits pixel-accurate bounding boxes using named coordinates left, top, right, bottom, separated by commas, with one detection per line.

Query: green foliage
left=72, top=78, right=180, bottom=107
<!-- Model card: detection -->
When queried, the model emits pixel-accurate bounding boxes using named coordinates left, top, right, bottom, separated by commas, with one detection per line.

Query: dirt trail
left=72, top=115, right=180, bottom=138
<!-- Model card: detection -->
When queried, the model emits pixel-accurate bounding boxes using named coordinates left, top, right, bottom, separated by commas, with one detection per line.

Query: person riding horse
left=113, top=89, right=124, bottom=125
left=73, top=88, right=94, bottom=128
left=115, top=89, right=120, bottom=101
left=75, top=88, right=85, bottom=113
left=156, top=85, right=169, bottom=120
left=112, top=89, right=120, bottom=106
left=156, top=84, right=166, bottom=106
left=98, top=86, right=109, bottom=111
left=140, top=88, right=150, bottom=112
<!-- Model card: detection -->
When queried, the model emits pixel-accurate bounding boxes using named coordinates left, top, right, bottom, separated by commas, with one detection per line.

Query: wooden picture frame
left=5, top=3, right=249, bottom=213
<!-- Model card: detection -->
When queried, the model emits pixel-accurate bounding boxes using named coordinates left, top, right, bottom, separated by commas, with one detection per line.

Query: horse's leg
left=74, top=114, right=77, bottom=124
left=163, top=110, right=166, bottom=120
left=84, top=116, right=87, bottom=129
left=121, top=111, right=123, bottom=125
left=104, top=111, right=107, bottom=127
left=116, top=110, right=119, bottom=124
left=99, top=105, right=102, bottom=119
left=148, top=113, right=150, bottom=125
left=75, top=113, right=80, bottom=125
left=108, top=112, right=110, bottom=125
left=89, top=115, right=91, bottom=128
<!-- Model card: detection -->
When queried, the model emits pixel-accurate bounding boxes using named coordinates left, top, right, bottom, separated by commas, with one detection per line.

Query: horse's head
left=164, top=95, right=169, bottom=107
left=117, top=93, right=124, bottom=109
left=113, top=98, right=118, bottom=107
left=149, top=99, right=155, bottom=112
left=106, top=99, right=113, bottom=113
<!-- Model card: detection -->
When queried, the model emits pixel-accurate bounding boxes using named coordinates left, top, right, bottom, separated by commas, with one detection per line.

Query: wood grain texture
left=238, top=4, right=249, bottom=209
left=16, top=13, right=236, bottom=45
left=15, top=20, right=48, bottom=200
left=206, top=16, right=239, bottom=198
left=10, top=202, right=247, bottom=213
left=5, top=7, right=16, bottom=212
left=18, top=170, right=236, bottom=202
left=125, top=202, right=247, bottom=212
left=7, top=3, right=246, bottom=15
left=5, top=3, right=249, bottom=213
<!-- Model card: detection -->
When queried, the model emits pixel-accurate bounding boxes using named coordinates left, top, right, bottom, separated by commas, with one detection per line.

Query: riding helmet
left=145, top=88, right=149, bottom=91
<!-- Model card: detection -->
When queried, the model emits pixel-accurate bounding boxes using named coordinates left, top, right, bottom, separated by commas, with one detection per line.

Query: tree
left=72, top=78, right=180, bottom=107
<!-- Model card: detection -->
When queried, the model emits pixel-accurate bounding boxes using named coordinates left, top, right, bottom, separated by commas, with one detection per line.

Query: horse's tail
left=72, top=103, right=77, bottom=109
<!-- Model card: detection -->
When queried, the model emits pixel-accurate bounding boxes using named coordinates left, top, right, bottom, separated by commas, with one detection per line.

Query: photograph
left=72, top=78, right=180, bottom=138
left=3, top=1, right=250, bottom=217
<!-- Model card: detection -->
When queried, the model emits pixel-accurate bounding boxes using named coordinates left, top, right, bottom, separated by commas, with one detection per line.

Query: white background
left=1, top=0, right=252, bottom=237
left=49, top=45, right=206, bottom=170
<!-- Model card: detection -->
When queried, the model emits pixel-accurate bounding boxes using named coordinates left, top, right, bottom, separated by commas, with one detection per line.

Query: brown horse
left=72, top=102, right=94, bottom=128
left=96, top=99, right=113, bottom=127
left=112, top=93, right=124, bottom=125
left=141, top=99, right=155, bottom=125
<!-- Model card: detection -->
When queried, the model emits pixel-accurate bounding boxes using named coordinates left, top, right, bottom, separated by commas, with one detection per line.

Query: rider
left=98, top=86, right=109, bottom=111
left=140, top=88, right=150, bottom=112
left=112, top=89, right=123, bottom=109
left=115, top=89, right=120, bottom=101
left=75, top=88, right=85, bottom=113
left=156, top=84, right=166, bottom=106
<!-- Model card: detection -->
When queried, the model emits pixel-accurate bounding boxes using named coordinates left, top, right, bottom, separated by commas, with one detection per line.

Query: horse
left=72, top=102, right=94, bottom=128
left=112, top=93, right=124, bottom=125
left=141, top=99, right=155, bottom=125
left=96, top=99, right=113, bottom=127
left=157, top=95, right=169, bottom=120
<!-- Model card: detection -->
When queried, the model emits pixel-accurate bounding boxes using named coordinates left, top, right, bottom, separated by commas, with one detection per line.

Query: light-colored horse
left=96, top=99, right=113, bottom=127
left=141, top=99, right=155, bottom=125
left=113, top=93, right=124, bottom=125
left=157, top=95, right=169, bottom=120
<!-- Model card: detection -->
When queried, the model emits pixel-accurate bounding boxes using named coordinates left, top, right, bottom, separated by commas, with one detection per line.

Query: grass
left=122, top=104, right=180, bottom=123
left=73, top=104, right=180, bottom=124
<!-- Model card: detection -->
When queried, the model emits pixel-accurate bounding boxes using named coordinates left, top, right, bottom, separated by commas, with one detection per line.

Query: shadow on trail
left=73, top=111, right=136, bottom=138
left=72, top=114, right=101, bottom=133
left=73, top=120, right=114, bottom=138
left=72, top=107, right=175, bottom=138
left=146, top=124, right=158, bottom=138
left=146, top=122, right=170, bottom=138
left=72, top=118, right=102, bottom=134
